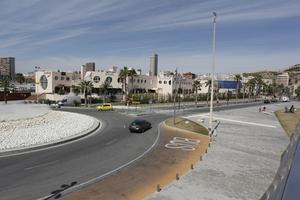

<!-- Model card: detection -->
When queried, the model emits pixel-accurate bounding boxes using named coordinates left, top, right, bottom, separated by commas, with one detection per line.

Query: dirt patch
left=165, top=117, right=209, bottom=135
left=275, top=109, right=300, bottom=137
left=62, top=123, right=210, bottom=200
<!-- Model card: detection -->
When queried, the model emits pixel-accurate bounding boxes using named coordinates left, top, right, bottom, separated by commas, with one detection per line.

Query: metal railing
left=260, top=124, right=300, bottom=200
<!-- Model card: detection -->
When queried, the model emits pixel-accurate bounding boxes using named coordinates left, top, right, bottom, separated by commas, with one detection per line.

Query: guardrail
left=260, top=124, right=300, bottom=200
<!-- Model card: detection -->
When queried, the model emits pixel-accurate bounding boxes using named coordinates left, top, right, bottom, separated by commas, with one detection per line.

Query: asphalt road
left=0, top=101, right=266, bottom=200
left=0, top=109, right=165, bottom=200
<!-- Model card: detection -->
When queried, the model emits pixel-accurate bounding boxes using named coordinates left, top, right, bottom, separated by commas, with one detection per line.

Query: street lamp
left=173, top=68, right=178, bottom=124
left=209, top=12, right=217, bottom=132
left=35, top=66, right=41, bottom=102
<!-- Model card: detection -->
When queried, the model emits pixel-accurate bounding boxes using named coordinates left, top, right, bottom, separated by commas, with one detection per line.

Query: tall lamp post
left=209, top=12, right=217, bottom=132
left=34, top=66, right=40, bottom=102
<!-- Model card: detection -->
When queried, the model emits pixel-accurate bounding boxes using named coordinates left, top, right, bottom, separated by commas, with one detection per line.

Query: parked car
left=96, top=103, right=113, bottom=111
left=129, top=119, right=152, bottom=133
left=281, top=96, right=290, bottom=102
left=264, top=99, right=271, bottom=104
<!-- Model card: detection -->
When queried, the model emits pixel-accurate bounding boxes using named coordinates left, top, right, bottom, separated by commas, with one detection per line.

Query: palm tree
left=234, top=74, right=242, bottom=102
left=15, top=73, right=25, bottom=84
left=192, top=80, right=202, bottom=105
left=100, top=81, right=111, bottom=103
left=119, top=66, right=130, bottom=100
left=0, top=77, right=10, bottom=104
left=205, top=79, right=212, bottom=105
left=128, top=68, right=137, bottom=94
left=79, top=80, right=93, bottom=107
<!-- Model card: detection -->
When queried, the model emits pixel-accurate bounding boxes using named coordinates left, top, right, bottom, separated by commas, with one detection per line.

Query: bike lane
left=61, top=121, right=210, bottom=200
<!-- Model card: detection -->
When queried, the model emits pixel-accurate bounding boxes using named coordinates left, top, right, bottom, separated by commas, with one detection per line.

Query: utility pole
left=173, top=69, right=178, bottom=124
left=209, top=12, right=217, bottom=132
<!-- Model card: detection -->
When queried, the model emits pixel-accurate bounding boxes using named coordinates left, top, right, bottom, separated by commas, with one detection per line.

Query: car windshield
left=131, top=120, right=144, bottom=126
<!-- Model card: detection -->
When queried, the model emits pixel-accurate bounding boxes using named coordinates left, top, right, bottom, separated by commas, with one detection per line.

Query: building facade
left=0, top=57, right=15, bottom=79
left=149, top=53, right=158, bottom=76
left=81, top=62, right=95, bottom=80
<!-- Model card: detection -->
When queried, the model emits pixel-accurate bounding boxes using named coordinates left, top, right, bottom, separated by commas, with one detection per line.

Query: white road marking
left=25, top=160, right=59, bottom=170
left=186, top=114, right=277, bottom=128
left=105, top=139, right=118, bottom=146
left=165, top=137, right=200, bottom=151
left=36, top=123, right=162, bottom=200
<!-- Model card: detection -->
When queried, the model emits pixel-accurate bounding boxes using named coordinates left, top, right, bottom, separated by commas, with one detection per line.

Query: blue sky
left=0, top=0, right=300, bottom=74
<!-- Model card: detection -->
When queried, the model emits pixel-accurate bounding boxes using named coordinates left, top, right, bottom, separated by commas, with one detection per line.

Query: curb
left=0, top=119, right=101, bottom=157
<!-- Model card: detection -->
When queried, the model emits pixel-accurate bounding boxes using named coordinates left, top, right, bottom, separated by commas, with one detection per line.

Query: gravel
left=0, top=108, right=97, bottom=151
left=0, top=103, right=50, bottom=121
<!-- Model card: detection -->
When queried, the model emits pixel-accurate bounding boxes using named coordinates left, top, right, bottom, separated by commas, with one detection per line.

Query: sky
left=0, top=0, right=300, bottom=74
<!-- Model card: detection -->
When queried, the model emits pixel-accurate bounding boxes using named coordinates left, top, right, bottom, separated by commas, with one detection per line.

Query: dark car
left=264, top=99, right=271, bottom=104
left=129, top=119, right=152, bottom=133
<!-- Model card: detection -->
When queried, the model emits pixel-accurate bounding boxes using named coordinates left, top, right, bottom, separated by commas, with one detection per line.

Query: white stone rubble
left=0, top=110, right=96, bottom=151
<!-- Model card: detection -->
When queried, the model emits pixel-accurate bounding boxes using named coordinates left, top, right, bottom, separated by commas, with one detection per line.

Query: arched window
left=106, top=76, right=112, bottom=83
left=40, top=75, right=48, bottom=90
left=93, top=76, right=100, bottom=83
left=164, top=81, right=167, bottom=84
left=54, top=76, right=58, bottom=80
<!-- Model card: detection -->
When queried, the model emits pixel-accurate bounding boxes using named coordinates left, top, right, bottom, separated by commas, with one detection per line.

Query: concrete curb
left=0, top=119, right=101, bottom=157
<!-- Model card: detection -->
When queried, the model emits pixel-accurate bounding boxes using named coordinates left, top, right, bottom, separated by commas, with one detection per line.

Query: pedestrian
left=259, top=107, right=261, bottom=112
left=263, top=106, right=266, bottom=111
left=212, top=129, right=218, bottom=141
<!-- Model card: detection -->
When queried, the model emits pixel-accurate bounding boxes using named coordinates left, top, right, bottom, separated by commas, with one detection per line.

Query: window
left=61, top=77, right=64, bottom=80
left=66, top=77, right=70, bottom=81
left=137, top=79, right=140, bottom=83
left=159, top=81, right=162, bottom=84
left=93, top=76, right=100, bottom=83
left=169, top=80, right=171, bottom=85
left=106, top=76, right=112, bottom=83
left=144, top=80, right=146, bottom=83
left=40, top=75, right=48, bottom=90
left=164, top=81, right=167, bottom=84
left=55, top=76, right=58, bottom=80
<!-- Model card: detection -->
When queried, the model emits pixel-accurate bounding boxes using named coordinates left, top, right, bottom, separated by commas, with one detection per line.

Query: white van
left=59, top=96, right=81, bottom=106
left=281, top=96, right=290, bottom=102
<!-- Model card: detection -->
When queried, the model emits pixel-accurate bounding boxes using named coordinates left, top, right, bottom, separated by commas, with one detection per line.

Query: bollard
left=157, top=184, right=161, bottom=192
left=200, top=156, right=202, bottom=161
left=205, top=148, right=208, bottom=153
left=176, top=173, right=180, bottom=180
left=191, top=164, right=194, bottom=170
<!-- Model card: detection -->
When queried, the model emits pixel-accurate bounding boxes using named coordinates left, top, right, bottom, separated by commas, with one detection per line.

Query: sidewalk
left=146, top=104, right=289, bottom=200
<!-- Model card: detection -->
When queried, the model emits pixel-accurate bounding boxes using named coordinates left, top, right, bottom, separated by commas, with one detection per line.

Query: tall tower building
left=149, top=53, right=158, bottom=76
left=81, top=62, right=95, bottom=79
left=0, top=57, right=15, bottom=79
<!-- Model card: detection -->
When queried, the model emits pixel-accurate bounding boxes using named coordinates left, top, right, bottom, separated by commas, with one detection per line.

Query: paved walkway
left=146, top=103, right=290, bottom=200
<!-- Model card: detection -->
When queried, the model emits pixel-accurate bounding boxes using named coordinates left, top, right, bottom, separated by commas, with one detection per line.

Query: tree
left=15, top=73, right=25, bottom=84
left=128, top=68, right=137, bottom=94
left=71, top=85, right=80, bottom=95
left=100, top=81, right=111, bottom=103
left=295, top=85, right=300, bottom=97
left=119, top=66, right=130, bottom=100
left=234, top=74, right=242, bottom=102
left=192, top=80, right=202, bottom=105
left=205, top=79, right=212, bottom=105
left=79, top=80, right=93, bottom=107
left=0, top=77, right=10, bottom=104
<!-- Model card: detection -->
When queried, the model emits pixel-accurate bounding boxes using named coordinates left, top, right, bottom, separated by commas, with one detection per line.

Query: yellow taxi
left=96, top=103, right=113, bottom=111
